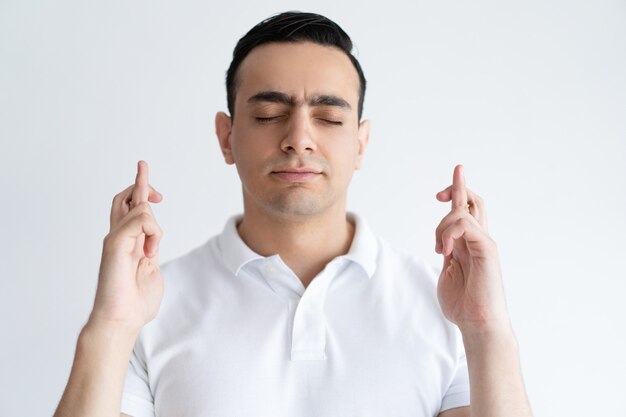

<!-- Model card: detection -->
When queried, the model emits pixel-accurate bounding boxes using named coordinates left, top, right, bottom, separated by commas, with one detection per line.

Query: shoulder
left=349, top=212, right=440, bottom=288
left=374, top=235, right=441, bottom=289
left=159, top=234, right=225, bottom=284
left=372, top=236, right=454, bottom=326
left=136, top=234, right=226, bottom=347
left=152, top=235, right=226, bottom=314
left=371, top=235, right=463, bottom=353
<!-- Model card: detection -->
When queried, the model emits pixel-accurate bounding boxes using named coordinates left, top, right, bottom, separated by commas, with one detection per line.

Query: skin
left=54, top=161, right=165, bottom=417
left=53, top=41, right=532, bottom=417
left=435, top=165, right=533, bottom=417
left=215, top=42, right=370, bottom=288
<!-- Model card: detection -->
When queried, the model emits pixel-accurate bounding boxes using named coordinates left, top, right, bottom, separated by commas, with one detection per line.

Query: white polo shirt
left=121, top=213, right=470, bottom=417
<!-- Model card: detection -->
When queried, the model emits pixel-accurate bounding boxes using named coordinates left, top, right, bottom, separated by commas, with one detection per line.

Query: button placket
left=260, top=256, right=305, bottom=301
left=290, top=259, right=343, bottom=361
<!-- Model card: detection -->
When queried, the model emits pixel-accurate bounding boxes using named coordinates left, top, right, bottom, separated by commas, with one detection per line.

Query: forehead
left=235, top=41, right=360, bottom=108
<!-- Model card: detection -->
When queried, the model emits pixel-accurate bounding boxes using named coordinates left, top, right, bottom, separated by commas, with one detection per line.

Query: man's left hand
left=435, top=164, right=511, bottom=336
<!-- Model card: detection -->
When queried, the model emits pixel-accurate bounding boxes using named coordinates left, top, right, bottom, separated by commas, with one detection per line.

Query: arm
left=54, top=322, right=139, bottom=417
left=462, top=327, right=530, bottom=417
left=54, top=161, right=164, bottom=417
left=435, top=165, right=532, bottom=417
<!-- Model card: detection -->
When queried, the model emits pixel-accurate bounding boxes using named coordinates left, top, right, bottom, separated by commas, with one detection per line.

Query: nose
left=280, top=110, right=316, bottom=155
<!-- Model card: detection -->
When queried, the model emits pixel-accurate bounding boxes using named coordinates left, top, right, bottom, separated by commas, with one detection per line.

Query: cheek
left=326, top=141, right=360, bottom=179
left=231, top=127, right=273, bottom=165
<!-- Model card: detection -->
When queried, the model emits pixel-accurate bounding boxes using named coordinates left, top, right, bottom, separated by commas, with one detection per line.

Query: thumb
left=137, top=256, right=160, bottom=282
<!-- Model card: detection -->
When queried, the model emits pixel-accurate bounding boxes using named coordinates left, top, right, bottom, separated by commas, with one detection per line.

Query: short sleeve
left=120, top=346, right=156, bottom=417
left=440, top=332, right=471, bottom=412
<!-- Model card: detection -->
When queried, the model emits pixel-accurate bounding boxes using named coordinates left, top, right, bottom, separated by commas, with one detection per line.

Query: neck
left=237, top=200, right=355, bottom=289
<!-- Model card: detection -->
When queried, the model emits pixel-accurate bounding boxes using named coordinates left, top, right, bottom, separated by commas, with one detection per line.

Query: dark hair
left=226, top=11, right=366, bottom=121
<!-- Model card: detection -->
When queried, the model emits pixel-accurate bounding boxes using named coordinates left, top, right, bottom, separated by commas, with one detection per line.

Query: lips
left=271, top=167, right=322, bottom=182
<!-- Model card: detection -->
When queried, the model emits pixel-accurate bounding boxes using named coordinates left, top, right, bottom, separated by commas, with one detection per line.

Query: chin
left=264, top=192, right=327, bottom=217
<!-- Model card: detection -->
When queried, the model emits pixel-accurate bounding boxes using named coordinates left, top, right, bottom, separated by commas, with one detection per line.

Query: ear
left=215, top=111, right=235, bottom=165
left=355, top=119, right=370, bottom=170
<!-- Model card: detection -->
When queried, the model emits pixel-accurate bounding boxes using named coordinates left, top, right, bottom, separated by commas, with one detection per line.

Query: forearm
left=54, top=320, right=138, bottom=417
left=462, top=327, right=533, bottom=417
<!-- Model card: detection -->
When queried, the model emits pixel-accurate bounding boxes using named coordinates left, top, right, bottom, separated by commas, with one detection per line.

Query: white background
left=1, top=1, right=625, bottom=416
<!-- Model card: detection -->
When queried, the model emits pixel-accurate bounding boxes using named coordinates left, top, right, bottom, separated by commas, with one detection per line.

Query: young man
left=55, top=12, right=532, bottom=417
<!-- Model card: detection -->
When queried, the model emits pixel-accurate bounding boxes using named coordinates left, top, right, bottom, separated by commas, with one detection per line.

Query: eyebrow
left=247, top=90, right=352, bottom=110
left=310, top=95, right=351, bottom=109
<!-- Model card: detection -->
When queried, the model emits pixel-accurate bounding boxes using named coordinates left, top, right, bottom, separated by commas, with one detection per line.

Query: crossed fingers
left=435, top=165, right=490, bottom=256
left=110, top=161, right=163, bottom=230
left=105, top=201, right=163, bottom=258
left=436, top=165, right=488, bottom=229
left=108, top=160, right=163, bottom=258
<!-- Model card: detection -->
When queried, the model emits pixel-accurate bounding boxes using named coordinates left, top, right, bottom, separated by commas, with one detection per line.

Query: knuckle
left=136, top=201, right=152, bottom=213
left=137, top=211, right=152, bottom=222
left=112, top=193, right=122, bottom=206
left=456, top=217, right=470, bottom=228
left=102, top=232, right=119, bottom=250
left=112, top=187, right=131, bottom=206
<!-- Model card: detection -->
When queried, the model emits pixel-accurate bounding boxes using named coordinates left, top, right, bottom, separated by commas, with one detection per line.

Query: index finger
left=451, top=164, right=468, bottom=209
left=131, top=160, right=150, bottom=207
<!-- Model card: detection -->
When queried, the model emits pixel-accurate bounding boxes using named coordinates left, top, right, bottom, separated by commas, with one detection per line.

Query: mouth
left=271, top=167, right=322, bottom=182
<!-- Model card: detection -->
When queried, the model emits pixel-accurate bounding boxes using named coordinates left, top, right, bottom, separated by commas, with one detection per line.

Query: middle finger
left=131, top=160, right=150, bottom=208
left=450, top=164, right=468, bottom=211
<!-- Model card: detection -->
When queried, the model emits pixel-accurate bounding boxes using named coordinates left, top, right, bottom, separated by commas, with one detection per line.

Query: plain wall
left=1, top=0, right=625, bottom=416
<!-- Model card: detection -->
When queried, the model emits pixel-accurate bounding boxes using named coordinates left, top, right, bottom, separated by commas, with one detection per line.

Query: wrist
left=457, top=314, right=513, bottom=339
left=460, top=323, right=518, bottom=355
left=80, top=318, right=140, bottom=355
left=85, top=310, right=143, bottom=336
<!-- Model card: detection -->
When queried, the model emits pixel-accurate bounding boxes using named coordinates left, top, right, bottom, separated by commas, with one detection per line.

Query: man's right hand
left=89, top=160, right=165, bottom=333
left=54, top=161, right=165, bottom=417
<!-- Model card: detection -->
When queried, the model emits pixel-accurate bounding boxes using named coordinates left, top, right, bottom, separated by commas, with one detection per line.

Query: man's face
left=216, top=41, right=369, bottom=219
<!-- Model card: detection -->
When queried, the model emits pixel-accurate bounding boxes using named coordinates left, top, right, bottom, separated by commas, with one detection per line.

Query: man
left=54, top=11, right=532, bottom=417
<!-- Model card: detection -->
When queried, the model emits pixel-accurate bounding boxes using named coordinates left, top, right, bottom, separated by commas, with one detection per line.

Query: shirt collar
left=217, top=212, right=378, bottom=279
left=343, top=212, right=378, bottom=278
left=218, top=214, right=264, bottom=277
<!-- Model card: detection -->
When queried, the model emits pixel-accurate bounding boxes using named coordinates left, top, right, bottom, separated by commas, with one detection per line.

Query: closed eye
left=255, top=116, right=342, bottom=126
left=319, top=119, right=343, bottom=126
left=255, top=116, right=284, bottom=124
